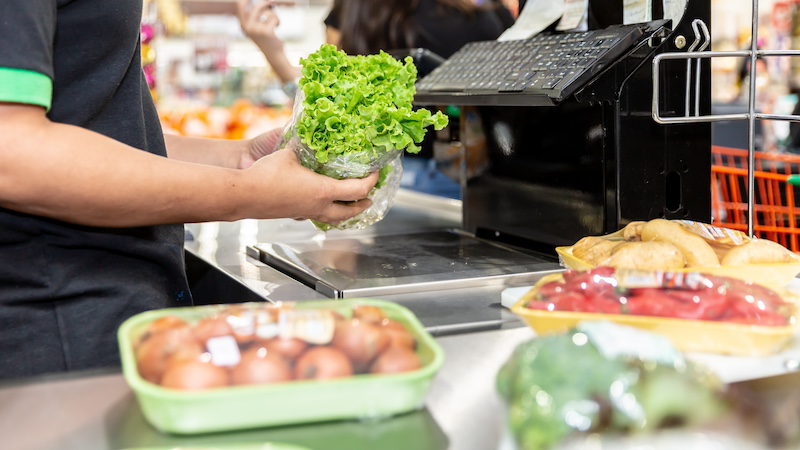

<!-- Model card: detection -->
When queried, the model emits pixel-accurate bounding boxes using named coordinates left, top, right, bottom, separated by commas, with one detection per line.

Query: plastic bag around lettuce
left=281, top=90, right=404, bottom=231
left=278, top=44, right=448, bottom=231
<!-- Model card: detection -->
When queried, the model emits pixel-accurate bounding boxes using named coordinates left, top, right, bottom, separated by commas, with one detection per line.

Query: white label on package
left=623, top=0, right=652, bottom=24
left=206, top=335, right=242, bottom=367
left=498, top=0, right=565, bottom=41
left=556, top=0, right=588, bottom=31
left=577, top=321, right=685, bottom=367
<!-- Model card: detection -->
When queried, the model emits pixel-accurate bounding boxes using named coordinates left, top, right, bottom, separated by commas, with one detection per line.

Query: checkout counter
left=7, top=198, right=800, bottom=450
left=1, top=194, right=549, bottom=450
left=5, top=0, right=800, bottom=448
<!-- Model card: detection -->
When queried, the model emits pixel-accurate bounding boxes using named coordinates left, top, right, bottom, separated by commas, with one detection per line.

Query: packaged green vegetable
left=282, top=44, right=448, bottom=230
left=496, top=322, right=732, bottom=450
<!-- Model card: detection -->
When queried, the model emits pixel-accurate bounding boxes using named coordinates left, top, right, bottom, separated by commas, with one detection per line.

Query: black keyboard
left=415, top=22, right=656, bottom=104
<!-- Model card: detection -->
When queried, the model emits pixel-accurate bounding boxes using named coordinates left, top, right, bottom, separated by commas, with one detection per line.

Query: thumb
left=249, top=128, right=284, bottom=158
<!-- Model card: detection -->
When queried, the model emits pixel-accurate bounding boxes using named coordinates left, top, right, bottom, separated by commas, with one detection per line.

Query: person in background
left=324, top=0, right=514, bottom=59
left=238, top=0, right=514, bottom=83
left=0, top=1, right=378, bottom=380
left=238, top=0, right=303, bottom=87
left=239, top=0, right=513, bottom=199
left=324, top=0, right=513, bottom=198
left=785, top=87, right=800, bottom=154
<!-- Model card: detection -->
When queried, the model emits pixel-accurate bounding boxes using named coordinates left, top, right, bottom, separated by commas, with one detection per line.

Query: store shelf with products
left=660, top=0, right=800, bottom=245
left=710, top=0, right=800, bottom=152
left=147, top=0, right=332, bottom=138
left=8, top=2, right=800, bottom=450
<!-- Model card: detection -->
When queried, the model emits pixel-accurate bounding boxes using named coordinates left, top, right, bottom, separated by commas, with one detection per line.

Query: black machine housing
left=414, top=0, right=712, bottom=257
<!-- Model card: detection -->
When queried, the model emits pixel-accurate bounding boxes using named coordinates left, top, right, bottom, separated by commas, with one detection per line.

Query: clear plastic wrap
left=510, top=268, right=799, bottom=356
left=118, top=299, right=444, bottom=434
left=496, top=323, right=732, bottom=450
left=282, top=91, right=404, bottom=231
left=130, top=300, right=427, bottom=390
left=278, top=44, right=448, bottom=231
left=557, top=220, right=800, bottom=288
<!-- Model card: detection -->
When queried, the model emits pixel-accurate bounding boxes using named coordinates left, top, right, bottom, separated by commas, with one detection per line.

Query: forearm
left=253, top=39, right=301, bottom=84
left=165, top=134, right=247, bottom=169
left=0, top=109, right=253, bottom=227
left=236, top=0, right=301, bottom=84
left=1, top=104, right=379, bottom=229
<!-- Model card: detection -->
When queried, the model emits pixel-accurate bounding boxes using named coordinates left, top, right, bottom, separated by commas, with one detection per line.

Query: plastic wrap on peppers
left=281, top=44, right=448, bottom=231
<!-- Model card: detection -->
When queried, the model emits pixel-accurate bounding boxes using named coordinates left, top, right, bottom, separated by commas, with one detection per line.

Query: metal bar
left=652, top=113, right=750, bottom=124
left=684, top=22, right=703, bottom=117
left=653, top=49, right=800, bottom=124
left=652, top=52, right=754, bottom=125
left=652, top=112, right=800, bottom=124
left=651, top=0, right=800, bottom=241
left=693, top=20, right=710, bottom=117
left=656, top=49, right=800, bottom=59
left=746, top=0, right=760, bottom=237
left=755, top=113, right=800, bottom=122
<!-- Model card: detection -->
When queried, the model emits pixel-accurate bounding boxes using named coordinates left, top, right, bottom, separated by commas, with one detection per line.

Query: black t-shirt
left=0, top=0, right=190, bottom=379
left=325, top=0, right=513, bottom=59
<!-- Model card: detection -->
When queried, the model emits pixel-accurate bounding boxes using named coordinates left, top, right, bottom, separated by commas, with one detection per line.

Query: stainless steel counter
left=182, top=189, right=800, bottom=385
left=183, top=190, right=560, bottom=335
left=6, top=190, right=800, bottom=449
left=1, top=190, right=553, bottom=450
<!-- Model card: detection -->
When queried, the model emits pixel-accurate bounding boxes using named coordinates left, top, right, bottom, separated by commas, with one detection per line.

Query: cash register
left=413, top=0, right=711, bottom=254
left=248, top=0, right=712, bottom=299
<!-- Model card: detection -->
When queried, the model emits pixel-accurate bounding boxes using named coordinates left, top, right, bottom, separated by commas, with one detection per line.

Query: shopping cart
left=711, top=145, right=800, bottom=252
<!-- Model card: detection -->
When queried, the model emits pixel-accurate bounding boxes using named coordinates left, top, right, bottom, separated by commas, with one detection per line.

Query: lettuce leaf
left=296, top=44, right=448, bottom=166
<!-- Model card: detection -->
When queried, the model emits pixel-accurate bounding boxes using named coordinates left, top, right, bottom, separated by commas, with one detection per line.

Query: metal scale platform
left=246, top=230, right=558, bottom=299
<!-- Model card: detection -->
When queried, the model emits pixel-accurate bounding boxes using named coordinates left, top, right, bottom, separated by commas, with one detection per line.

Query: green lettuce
left=296, top=44, right=449, bottom=168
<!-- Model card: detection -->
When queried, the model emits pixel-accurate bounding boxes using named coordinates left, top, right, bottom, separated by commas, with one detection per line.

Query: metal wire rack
left=652, top=0, right=800, bottom=237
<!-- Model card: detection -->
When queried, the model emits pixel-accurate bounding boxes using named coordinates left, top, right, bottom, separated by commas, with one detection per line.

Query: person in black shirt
left=324, top=0, right=514, bottom=59
left=240, top=0, right=513, bottom=84
left=323, top=0, right=514, bottom=196
left=240, top=0, right=512, bottom=198
left=0, top=0, right=378, bottom=380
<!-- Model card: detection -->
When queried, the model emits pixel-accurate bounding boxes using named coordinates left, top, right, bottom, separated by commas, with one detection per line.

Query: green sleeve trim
left=0, top=68, right=52, bottom=111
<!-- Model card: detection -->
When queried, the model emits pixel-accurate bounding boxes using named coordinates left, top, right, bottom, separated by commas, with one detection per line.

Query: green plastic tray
left=123, top=444, right=311, bottom=450
left=118, top=299, right=445, bottom=435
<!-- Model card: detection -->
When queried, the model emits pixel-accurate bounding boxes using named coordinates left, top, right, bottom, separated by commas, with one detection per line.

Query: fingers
left=314, top=198, right=374, bottom=226
left=290, top=199, right=374, bottom=225
left=238, top=0, right=280, bottom=35
left=307, top=172, right=379, bottom=227
left=236, top=0, right=252, bottom=21
left=329, top=171, right=380, bottom=203
left=250, top=128, right=284, bottom=157
left=246, top=149, right=383, bottom=226
left=273, top=148, right=379, bottom=203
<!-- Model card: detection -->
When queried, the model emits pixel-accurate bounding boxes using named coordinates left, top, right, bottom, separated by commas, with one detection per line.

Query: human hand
left=238, top=127, right=284, bottom=169
left=244, top=146, right=380, bottom=226
left=237, top=0, right=284, bottom=53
